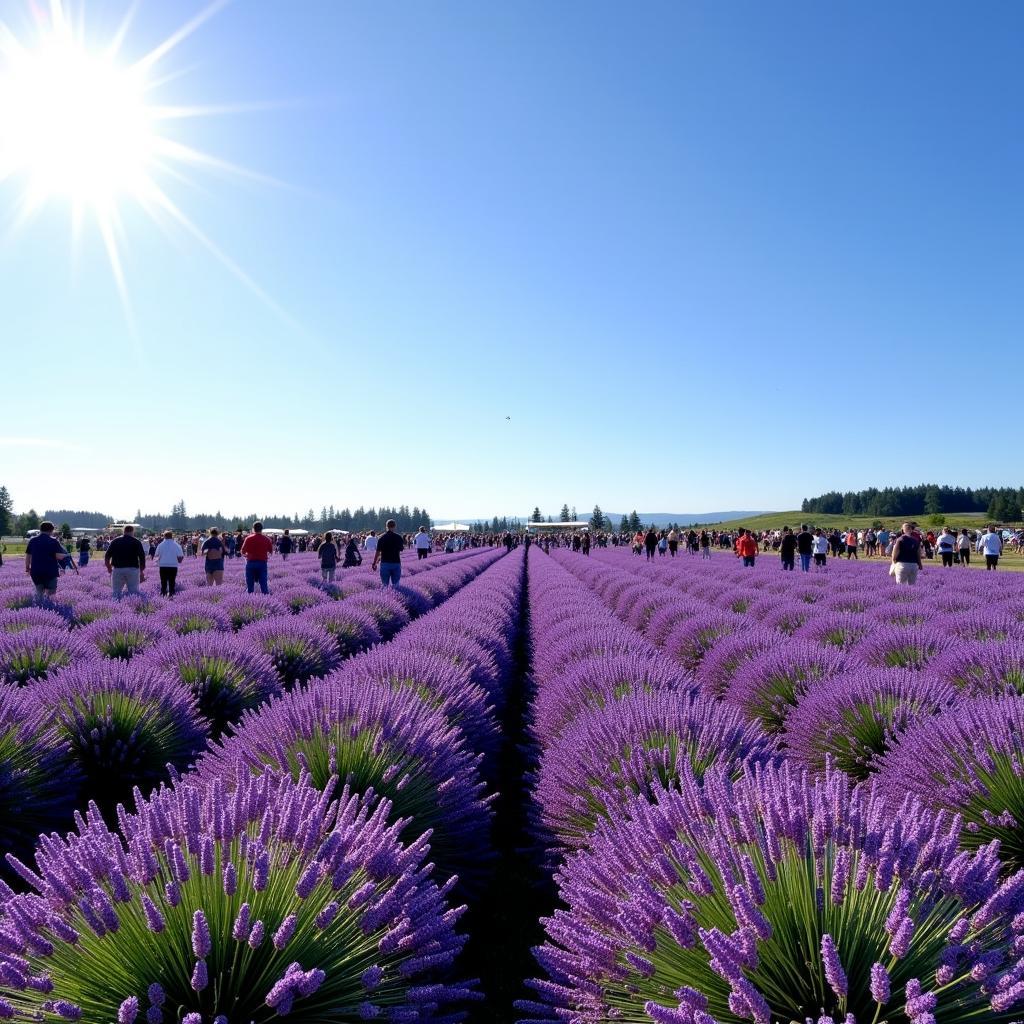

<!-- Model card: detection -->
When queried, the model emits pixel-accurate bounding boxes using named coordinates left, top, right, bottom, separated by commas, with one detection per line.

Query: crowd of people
left=21, top=521, right=512, bottom=601
left=20, top=514, right=1022, bottom=603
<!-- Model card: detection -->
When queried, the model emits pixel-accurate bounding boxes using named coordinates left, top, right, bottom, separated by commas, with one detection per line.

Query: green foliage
left=0, top=486, right=12, bottom=535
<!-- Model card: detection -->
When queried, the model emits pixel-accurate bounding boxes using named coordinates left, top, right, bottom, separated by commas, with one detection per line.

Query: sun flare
left=0, top=0, right=283, bottom=323
left=1, top=34, right=154, bottom=207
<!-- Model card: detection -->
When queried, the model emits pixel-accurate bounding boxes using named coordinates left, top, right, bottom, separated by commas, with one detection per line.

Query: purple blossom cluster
left=0, top=543, right=523, bottom=1018
left=4, top=534, right=1024, bottom=1021
left=520, top=545, right=1024, bottom=1022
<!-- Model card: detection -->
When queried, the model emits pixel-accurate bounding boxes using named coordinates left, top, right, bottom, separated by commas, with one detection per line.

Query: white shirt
left=155, top=538, right=184, bottom=567
left=936, top=532, right=955, bottom=552
left=414, top=531, right=431, bottom=550
left=812, top=536, right=829, bottom=555
left=363, top=536, right=377, bottom=552
left=978, top=531, right=1003, bottom=556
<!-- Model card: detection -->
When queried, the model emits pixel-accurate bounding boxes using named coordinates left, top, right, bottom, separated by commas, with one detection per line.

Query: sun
left=0, top=0, right=286, bottom=324
left=1, top=31, right=154, bottom=207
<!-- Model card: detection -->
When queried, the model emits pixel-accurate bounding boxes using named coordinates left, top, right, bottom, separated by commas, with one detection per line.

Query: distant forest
left=801, top=484, right=1023, bottom=521
left=40, top=502, right=434, bottom=534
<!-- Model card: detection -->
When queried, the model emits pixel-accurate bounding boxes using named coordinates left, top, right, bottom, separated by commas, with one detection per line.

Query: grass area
left=686, top=513, right=1024, bottom=573
left=703, top=510, right=1002, bottom=533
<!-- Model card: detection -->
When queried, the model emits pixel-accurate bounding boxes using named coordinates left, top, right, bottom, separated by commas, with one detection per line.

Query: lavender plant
left=2, top=771, right=476, bottom=1022
left=0, top=626, right=92, bottom=686
left=145, top=632, right=282, bottom=738
left=239, top=619, right=342, bottom=691
left=197, top=676, right=493, bottom=893
left=29, top=658, right=208, bottom=816
left=520, top=763, right=1024, bottom=1023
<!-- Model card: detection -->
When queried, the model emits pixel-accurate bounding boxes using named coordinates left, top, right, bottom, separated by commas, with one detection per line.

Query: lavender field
left=1, top=545, right=1024, bottom=1023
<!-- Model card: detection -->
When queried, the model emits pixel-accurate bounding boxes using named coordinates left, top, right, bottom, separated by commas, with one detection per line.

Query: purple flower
left=2, top=771, right=474, bottom=1022
left=533, top=690, right=776, bottom=852
left=877, top=695, right=1024, bottom=870
left=196, top=674, right=493, bottom=895
left=238, top=618, right=341, bottom=690
left=0, top=626, right=92, bottom=686
left=783, top=668, right=957, bottom=780
left=191, top=910, right=211, bottom=958
left=521, top=760, right=1022, bottom=1022
left=29, top=657, right=207, bottom=816
left=143, top=631, right=281, bottom=737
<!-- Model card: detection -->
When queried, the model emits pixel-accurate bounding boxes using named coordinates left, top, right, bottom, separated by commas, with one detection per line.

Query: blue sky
left=1, top=0, right=1021, bottom=521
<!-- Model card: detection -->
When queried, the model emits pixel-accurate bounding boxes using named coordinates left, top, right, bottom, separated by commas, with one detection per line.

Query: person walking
left=845, top=529, right=858, bottom=559
left=155, top=530, right=185, bottom=597
left=977, top=525, right=1003, bottom=570
left=935, top=526, right=956, bottom=568
left=278, top=530, right=293, bottom=561
left=372, top=519, right=405, bottom=588
left=890, top=522, right=923, bottom=585
left=363, top=531, right=378, bottom=556
left=318, top=531, right=339, bottom=582
left=779, top=526, right=797, bottom=571
left=796, top=524, right=814, bottom=572
left=76, top=534, right=91, bottom=567
left=957, top=528, right=972, bottom=567
left=240, top=522, right=273, bottom=594
left=201, top=527, right=227, bottom=586
left=812, top=529, right=829, bottom=570
left=736, top=529, right=759, bottom=568
left=414, top=526, right=431, bottom=560
left=343, top=535, right=362, bottom=568
left=105, top=525, right=147, bottom=599
left=24, top=521, right=69, bottom=600
left=643, top=528, right=658, bottom=561
left=667, top=528, right=678, bottom=557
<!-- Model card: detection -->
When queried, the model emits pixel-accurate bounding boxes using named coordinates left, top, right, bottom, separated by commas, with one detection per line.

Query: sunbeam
left=0, top=0, right=291, bottom=328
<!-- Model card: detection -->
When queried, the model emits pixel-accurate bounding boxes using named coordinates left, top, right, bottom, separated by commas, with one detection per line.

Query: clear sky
left=1, top=0, right=1021, bottom=521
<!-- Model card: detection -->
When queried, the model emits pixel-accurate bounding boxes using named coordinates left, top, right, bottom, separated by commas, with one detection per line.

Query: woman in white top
left=977, top=526, right=1003, bottom=570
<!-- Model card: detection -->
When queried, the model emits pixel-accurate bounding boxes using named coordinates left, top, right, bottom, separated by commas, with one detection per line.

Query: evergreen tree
left=559, top=504, right=571, bottom=522
left=531, top=507, right=543, bottom=522
left=0, top=486, right=12, bottom=535
left=570, top=506, right=577, bottom=521
left=628, top=510, right=642, bottom=532
left=13, top=509, right=40, bottom=535
left=589, top=505, right=605, bottom=530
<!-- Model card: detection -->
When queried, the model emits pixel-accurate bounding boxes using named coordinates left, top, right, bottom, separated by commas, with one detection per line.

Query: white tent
left=527, top=521, right=590, bottom=530
left=434, top=522, right=471, bottom=532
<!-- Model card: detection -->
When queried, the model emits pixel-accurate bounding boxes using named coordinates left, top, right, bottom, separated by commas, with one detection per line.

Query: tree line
left=802, top=484, right=1024, bottom=522
left=0, top=491, right=434, bottom=536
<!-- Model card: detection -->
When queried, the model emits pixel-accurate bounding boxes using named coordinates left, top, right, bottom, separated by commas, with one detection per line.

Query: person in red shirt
left=736, top=530, right=759, bottom=568
left=240, top=521, right=274, bottom=594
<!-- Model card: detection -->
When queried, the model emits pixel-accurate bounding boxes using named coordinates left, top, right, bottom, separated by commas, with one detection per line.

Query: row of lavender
left=0, top=546, right=527, bottom=1021
left=519, top=547, right=1024, bottom=1023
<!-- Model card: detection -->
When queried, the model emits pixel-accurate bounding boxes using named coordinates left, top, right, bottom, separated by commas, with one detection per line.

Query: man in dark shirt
left=24, top=521, right=68, bottom=599
left=104, top=525, right=147, bottom=599
left=779, top=527, right=798, bottom=571
left=372, top=519, right=405, bottom=588
left=796, top=525, right=815, bottom=573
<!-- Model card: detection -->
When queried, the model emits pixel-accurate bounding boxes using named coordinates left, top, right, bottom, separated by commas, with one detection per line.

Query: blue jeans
left=245, top=561, right=269, bottom=594
left=800, top=553, right=812, bottom=572
left=379, top=562, right=401, bottom=588
left=742, top=556, right=756, bottom=567
left=78, top=551, right=89, bottom=567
